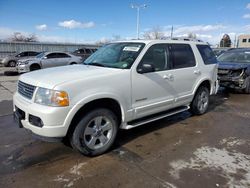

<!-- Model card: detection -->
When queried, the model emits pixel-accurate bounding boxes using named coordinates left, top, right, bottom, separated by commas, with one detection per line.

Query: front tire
left=190, top=86, right=209, bottom=115
left=244, top=77, right=250, bottom=94
left=30, top=64, right=41, bottom=71
left=70, top=108, right=118, bottom=156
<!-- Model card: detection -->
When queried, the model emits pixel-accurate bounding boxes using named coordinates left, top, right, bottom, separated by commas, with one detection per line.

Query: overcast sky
left=1, top=0, right=250, bottom=45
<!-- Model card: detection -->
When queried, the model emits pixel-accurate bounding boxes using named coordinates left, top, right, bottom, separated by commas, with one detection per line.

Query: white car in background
left=16, top=52, right=82, bottom=73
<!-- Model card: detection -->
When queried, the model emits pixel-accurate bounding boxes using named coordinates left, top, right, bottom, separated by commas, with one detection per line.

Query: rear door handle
left=163, top=74, right=174, bottom=81
left=194, top=70, right=201, bottom=75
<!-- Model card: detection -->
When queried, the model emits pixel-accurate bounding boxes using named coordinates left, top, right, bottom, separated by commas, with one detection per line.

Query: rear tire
left=30, top=64, right=41, bottom=71
left=190, top=86, right=210, bottom=115
left=70, top=108, right=118, bottom=156
left=244, top=77, right=250, bottom=94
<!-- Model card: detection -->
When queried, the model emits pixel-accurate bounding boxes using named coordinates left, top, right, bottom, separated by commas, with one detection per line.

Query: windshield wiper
left=83, top=62, right=106, bottom=67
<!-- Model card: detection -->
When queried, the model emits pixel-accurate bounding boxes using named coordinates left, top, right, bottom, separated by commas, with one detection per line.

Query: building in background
left=238, top=34, right=250, bottom=48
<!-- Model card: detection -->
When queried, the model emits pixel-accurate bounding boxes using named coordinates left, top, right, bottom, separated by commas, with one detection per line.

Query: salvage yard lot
left=0, top=67, right=250, bottom=188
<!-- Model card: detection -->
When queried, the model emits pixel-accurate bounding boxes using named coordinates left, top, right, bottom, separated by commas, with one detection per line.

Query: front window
left=83, top=42, right=145, bottom=69
left=218, top=51, right=250, bottom=63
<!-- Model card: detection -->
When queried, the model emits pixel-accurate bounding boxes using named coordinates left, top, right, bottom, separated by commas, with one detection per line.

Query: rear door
left=166, top=44, right=200, bottom=107
left=56, top=53, right=72, bottom=66
left=41, top=53, right=58, bottom=68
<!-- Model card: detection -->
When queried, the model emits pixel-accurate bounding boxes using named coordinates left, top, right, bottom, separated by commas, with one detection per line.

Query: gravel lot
left=0, top=66, right=250, bottom=188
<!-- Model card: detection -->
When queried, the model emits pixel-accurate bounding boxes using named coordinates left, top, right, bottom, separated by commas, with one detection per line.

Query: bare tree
left=143, top=26, right=165, bottom=40
left=10, top=32, right=38, bottom=42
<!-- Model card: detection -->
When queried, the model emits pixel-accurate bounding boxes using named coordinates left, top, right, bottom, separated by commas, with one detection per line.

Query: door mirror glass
left=137, top=63, right=155, bottom=74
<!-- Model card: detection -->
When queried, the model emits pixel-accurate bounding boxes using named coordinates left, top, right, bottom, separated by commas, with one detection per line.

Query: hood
left=19, top=65, right=123, bottom=89
left=218, top=61, right=250, bottom=70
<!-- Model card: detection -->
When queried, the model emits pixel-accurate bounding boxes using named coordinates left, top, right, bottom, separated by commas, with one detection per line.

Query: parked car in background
left=1, top=51, right=40, bottom=67
left=16, top=51, right=82, bottom=73
left=217, top=48, right=250, bottom=93
left=72, top=47, right=98, bottom=60
left=14, top=40, right=218, bottom=156
left=212, top=48, right=231, bottom=57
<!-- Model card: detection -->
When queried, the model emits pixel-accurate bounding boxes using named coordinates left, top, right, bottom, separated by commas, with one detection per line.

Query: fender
left=62, top=92, right=127, bottom=131
left=192, top=77, right=212, bottom=96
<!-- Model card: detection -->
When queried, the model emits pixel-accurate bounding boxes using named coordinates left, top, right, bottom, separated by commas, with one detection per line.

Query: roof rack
left=170, top=37, right=203, bottom=42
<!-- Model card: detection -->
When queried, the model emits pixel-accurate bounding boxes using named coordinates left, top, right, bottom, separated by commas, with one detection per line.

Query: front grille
left=18, top=81, right=36, bottom=99
left=218, top=69, right=230, bottom=75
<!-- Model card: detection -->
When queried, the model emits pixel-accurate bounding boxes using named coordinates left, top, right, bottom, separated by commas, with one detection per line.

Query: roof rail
left=171, top=37, right=203, bottom=42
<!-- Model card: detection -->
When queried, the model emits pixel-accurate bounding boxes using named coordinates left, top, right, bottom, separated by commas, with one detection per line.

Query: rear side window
left=170, top=44, right=196, bottom=69
left=57, top=53, right=71, bottom=58
left=28, top=51, right=39, bottom=56
left=197, top=45, right=217, bottom=65
left=85, top=49, right=92, bottom=54
left=46, top=53, right=57, bottom=59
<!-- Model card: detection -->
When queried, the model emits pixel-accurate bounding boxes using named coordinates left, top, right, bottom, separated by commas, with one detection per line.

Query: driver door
left=131, top=44, right=175, bottom=119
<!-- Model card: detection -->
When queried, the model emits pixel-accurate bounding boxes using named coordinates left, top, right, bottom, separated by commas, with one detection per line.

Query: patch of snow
left=69, top=162, right=86, bottom=175
left=169, top=146, right=250, bottom=188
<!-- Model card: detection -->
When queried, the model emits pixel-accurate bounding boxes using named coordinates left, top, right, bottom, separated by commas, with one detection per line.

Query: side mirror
left=137, top=63, right=155, bottom=74
left=43, top=56, right=47, bottom=59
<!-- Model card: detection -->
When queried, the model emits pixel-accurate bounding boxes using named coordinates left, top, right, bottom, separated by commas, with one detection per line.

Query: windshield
left=83, top=42, right=145, bottom=69
left=218, top=51, right=250, bottom=63
left=36, top=52, right=45, bottom=58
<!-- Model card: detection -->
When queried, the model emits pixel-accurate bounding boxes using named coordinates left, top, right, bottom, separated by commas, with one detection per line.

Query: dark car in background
left=217, top=48, right=250, bottom=93
left=212, top=48, right=231, bottom=57
left=0, top=51, right=40, bottom=67
left=72, top=47, right=97, bottom=60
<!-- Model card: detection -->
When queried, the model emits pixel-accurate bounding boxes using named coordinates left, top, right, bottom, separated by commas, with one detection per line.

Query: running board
left=125, top=106, right=189, bottom=129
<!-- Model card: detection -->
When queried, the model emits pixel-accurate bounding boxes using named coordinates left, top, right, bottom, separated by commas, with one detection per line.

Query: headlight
left=18, top=60, right=31, bottom=65
left=230, top=69, right=244, bottom=77
left=34, top=87, right=69, bottom=107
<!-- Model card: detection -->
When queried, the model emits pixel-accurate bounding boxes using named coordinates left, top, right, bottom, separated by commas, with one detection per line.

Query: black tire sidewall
left=71, top=108, right=118, bottom=156
left=245, top=77, right=250, bottom=94
left=8, top=61, right=16, bottom=67
left=30, top=64, right=41, bottom=71
left=191, top=86, right=209, bottom=115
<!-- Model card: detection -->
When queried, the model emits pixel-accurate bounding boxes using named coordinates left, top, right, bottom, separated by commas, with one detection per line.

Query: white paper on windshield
left=123, top=46, right=140, bottom=52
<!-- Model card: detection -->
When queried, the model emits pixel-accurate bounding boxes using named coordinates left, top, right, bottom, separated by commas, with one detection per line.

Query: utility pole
left=170, top=25, right=173, bottom=39
left=131, top=4, right=147, bottom=39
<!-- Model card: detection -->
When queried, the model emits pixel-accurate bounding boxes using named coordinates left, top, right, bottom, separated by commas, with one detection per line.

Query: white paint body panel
left=13, top=40, right=218, bottom=138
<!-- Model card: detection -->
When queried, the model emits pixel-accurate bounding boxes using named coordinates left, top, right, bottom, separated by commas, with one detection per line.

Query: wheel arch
left=30, top=63, right=41, bottom=69
left=65, top=97, right=124, bottom=138
left=193, top=79, right=212, bottom=96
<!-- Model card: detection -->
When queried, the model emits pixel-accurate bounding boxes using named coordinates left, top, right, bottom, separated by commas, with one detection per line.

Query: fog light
left=29, top=114, right=44, bottom=127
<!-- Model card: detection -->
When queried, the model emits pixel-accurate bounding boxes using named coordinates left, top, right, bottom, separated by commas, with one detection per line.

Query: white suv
left=13, top=40, right=218, bottom=156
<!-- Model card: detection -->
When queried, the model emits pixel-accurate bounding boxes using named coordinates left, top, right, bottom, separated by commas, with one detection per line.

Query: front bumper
left=218, top=75, right=246, bottom=89
left=13, top=92, right=71, bottom=138
left=16, top=64, right=30, bottom=73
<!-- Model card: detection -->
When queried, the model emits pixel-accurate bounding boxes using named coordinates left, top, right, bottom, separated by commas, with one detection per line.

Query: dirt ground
left=0, top=67, right=249, bottom=188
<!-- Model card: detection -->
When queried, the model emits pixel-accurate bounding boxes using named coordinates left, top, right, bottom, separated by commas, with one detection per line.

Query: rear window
left=197, top=45, right=217, bottom=65
left=170, top=44, right=196, bottom=69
